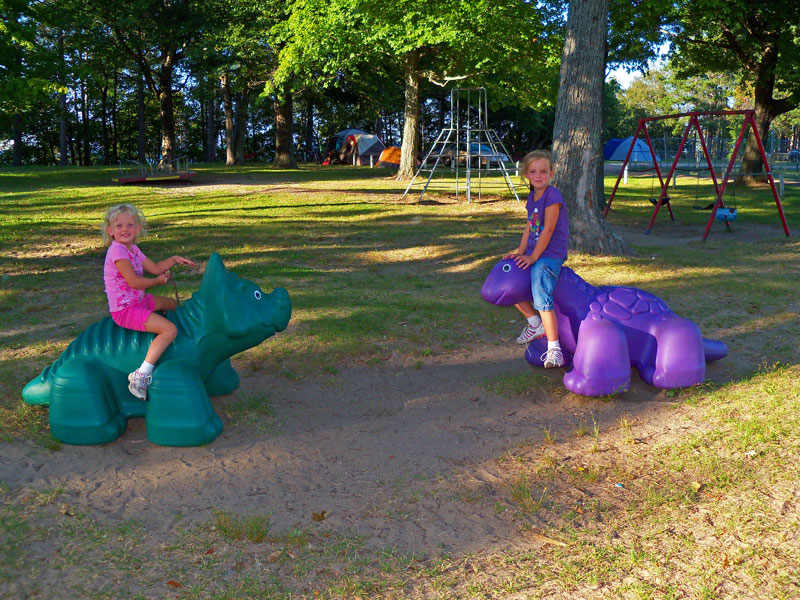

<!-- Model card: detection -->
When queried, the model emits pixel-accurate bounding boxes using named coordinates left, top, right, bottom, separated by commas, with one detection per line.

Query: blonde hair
left=101, top=204, right=147, bottom=246
left=519, top=149, right=553, bottom=185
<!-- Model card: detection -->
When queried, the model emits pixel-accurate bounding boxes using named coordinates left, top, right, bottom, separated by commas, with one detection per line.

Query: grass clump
left=212, top=510, right=272, bottom=543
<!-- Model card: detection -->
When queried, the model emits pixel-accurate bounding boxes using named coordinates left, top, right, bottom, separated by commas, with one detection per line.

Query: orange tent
left=378, top=146, right=401, bottom=169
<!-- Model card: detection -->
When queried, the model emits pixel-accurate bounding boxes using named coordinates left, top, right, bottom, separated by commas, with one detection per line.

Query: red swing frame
left=603, top=110, right=790, bottom=240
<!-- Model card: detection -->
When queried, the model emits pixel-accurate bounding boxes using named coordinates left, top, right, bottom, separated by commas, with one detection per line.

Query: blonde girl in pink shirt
left=102, top=204, right=195, bottom=400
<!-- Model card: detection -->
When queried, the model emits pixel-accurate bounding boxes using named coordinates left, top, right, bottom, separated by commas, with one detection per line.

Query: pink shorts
left=111, top=295, right=155, bottom=331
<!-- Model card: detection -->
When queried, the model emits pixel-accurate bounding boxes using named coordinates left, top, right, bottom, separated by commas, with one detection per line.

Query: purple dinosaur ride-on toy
left=481, top=260, right=727, bottom=396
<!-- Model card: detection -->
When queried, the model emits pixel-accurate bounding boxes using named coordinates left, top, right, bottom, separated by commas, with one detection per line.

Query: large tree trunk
left=397, top=49, right=421, bottom=179
left=12, top=113, right=23, bottom=166
left=158, top=62, right=176, bottom=166
left=740, top=42, right=788, bottom=181
left=138, top=73, right=146, bottom=163
left=552, top=0, right=627, bottom=255
left=273, top=87, right=296, bottom=169
left=221, top=73, right=236, bottom=166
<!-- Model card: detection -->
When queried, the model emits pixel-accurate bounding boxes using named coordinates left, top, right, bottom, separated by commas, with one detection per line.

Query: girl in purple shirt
left=102, top=204, right=195, bottom=400
left=503, top=150, right=570, bottom=368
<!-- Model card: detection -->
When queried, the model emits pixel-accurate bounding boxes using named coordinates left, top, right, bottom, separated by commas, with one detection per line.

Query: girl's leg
left=514, top=301, right=545, bottom=344
left=151, top=295, right=177, bottom=312
left=143, top=312, right=177, bottom=365
left=539, top=309, right=559, bottom=342
left=514, top=301, right=536, bottom=319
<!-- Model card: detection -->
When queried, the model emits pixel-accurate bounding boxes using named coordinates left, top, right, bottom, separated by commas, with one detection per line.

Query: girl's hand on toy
left=513, top=254, right=534, bottom=269
left=172, top=255, right=196, bottom=267
left=161, top=270, right=172, bottom=284
left=503, top=251, right=520, bottom=259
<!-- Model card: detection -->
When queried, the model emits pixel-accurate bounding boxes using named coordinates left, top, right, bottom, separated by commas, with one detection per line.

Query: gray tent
left=324, top=129, right=386, bottom=166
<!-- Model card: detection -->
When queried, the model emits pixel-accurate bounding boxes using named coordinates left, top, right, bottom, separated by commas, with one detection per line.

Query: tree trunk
left=205, top=88, right=217, bottom=162
left=101, top=82, right=110, bottom=165
left=397, top=49, right=421, bottom=179
left=72, top=90, right=83, bottom=165
left=234, top=90, right=249, bottom=164
left=58, top=30, right=68, bottom=166
left=81, top=75, right=90, bottom=165
left=740, top=46, right=781, bottom=181
left=158, top=62, right=176, bottom=166
left=111, top=71, right=119, bottom=163
left=551, top=0, right=627, bottom=255
left=12, top=113, right=23, bottom=166
left=273, top=86, right=296, bottom=169
left=221, top=73, right=236, bottom=166
left=305, top=97, right=315, bottom=161
left=138, top=73, right=146, bottom=163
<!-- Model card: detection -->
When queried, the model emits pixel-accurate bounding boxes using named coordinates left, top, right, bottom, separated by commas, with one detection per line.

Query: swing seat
left=715, top=207, right=737, bottom=223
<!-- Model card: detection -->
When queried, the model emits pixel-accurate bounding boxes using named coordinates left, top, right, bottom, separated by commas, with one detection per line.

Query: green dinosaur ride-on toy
left=22, top=253, right=291, bottom=447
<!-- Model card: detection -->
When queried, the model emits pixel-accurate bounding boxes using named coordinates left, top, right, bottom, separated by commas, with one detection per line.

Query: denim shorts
left=530, top=256, right=564, bottom=311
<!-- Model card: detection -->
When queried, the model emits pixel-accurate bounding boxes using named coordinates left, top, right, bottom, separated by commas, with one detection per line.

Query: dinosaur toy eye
left=502, top=264, right=511, bottom=272
left=253, top=290, right=262, bottom=300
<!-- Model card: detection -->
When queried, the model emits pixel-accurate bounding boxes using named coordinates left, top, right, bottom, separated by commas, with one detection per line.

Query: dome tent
left=607, top=136, right=660, bottom=163
left=323, top=129, right=385, bottom=166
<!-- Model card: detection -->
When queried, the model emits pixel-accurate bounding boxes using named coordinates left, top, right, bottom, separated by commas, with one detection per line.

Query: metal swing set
left=604, top=110, right=791, bottom=240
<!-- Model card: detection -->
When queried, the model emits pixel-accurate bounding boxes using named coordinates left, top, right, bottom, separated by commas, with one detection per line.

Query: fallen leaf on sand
left=529, top=530, right=567, bottom=547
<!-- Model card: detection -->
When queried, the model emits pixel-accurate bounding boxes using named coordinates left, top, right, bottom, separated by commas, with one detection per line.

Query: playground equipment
left=22, top=253, right=291, bottom=446
left=402, top=87, right=522, bottom=203
left=481, top=260, right=727, bottom=396
left=605, top=110, right=790, bottom=240
left=113, top=155, right=196, bottom=184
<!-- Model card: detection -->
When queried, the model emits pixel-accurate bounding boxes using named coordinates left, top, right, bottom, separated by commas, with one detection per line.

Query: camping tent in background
left=602, top=138, right=623, bottom=160
left=606, top=136, right=661, bottom=163
left=323, top=129, right=386, bottom=166
left=377, top=146, right=401, bottom=169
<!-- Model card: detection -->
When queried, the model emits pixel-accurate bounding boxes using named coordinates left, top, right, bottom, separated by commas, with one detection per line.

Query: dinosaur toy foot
left=50, top=360, right=128, bottom=445
left=144, top=360, right=224, bottom=447
left=563, top=316, right=631, bottom=397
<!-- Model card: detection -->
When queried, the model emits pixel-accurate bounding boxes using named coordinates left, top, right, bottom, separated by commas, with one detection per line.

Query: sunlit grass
left=0, top=164, right=798, bottom=597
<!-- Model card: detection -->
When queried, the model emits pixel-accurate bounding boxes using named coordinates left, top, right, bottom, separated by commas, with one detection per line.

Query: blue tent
left=602, top=138, right=624, bottom=160
left=607, top=136, right=660, bottom=163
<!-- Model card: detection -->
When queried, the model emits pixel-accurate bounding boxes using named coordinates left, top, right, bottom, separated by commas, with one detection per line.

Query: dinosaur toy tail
left=22, top=366, right=52, bottom=406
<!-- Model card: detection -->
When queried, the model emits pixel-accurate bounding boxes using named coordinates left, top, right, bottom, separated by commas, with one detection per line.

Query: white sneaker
left=541, top=347, right=565, bottom=368
left=516, top=322, right=545, bottom=344
left=128, top=370, right=152, bottom=401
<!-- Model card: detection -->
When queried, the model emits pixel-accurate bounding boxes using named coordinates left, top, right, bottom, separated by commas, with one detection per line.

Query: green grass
left=1, top=164, right=799, bottom=598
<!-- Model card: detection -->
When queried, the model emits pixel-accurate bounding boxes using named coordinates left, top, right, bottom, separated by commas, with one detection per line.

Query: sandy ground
left=2, top=342, right=722, bottom=559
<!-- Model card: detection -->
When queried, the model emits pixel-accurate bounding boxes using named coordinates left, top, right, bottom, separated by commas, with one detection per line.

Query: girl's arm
left=142, top=255, right=196, bottom=276
left=504, top=223, right=531, bottom=258
left=513, top=203, right=560, bottom=268
left=114, top=259, right=171, bottom=290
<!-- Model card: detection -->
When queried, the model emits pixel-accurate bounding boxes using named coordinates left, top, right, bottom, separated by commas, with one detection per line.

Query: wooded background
left=2, top=0, right=799, bottom=177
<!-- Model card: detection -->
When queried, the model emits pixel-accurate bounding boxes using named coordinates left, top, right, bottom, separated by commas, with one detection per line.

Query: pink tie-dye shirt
left=104, top=241, right=147, bottom=312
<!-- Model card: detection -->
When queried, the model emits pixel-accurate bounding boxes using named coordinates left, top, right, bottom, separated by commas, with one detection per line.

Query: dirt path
left=1, top=339, right=699, bottom=560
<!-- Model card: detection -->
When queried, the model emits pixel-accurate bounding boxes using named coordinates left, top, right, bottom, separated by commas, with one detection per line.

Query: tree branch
left=421, top=71, right=476, bottom=87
